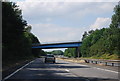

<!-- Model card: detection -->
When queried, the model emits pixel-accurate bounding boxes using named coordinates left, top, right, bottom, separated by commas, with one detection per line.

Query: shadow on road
left=85, top=77, right=119, bottom=81
left=5, top=78, right=119, bottom=81
left=3, top=58, right=119, bottom=81
left=27, top=62, right=90, bottom=69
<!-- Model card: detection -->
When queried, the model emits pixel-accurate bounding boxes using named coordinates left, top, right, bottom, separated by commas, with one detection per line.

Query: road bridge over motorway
left=32, top=41, right=82, bottom=57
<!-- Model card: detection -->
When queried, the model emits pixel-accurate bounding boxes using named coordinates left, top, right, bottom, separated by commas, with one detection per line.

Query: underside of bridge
left=32, top=41, right=82, bottom=57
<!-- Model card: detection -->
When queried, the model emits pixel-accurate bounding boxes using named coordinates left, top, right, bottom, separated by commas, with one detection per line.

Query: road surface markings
left=93, top=67, right=118, bottom=73
left=65, top=69, right=69, bottom=72
left=78, top=64, right=88, bottom=66
left=76, top=63, right=118, bottom=74
left=2, top=60, right=34, bottom=81
left=64, top=69, right=90, bottom=81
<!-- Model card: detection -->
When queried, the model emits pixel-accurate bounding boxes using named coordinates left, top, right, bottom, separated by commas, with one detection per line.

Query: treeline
left=64, top=48, right=77, bottom=57
left=45, top=50, right=63, bottom=55
left=2, top=2, right=44, bottom=67
left=64, top=3, right=120, bottom=59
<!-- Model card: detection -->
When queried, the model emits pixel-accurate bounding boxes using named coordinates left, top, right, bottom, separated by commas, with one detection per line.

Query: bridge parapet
left=32, top=41, right=82, bottom=46
left=32, top=41, right=82, bottom=49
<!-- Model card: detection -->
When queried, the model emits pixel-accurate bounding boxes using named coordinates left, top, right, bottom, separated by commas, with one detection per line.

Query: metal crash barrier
left=84, top=59, right=120, bottom=67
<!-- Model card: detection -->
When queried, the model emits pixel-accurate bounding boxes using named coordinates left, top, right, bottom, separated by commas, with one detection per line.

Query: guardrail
left=83, top=59, right=120, bottom=67
left=59, top=57, right=120, bottom=67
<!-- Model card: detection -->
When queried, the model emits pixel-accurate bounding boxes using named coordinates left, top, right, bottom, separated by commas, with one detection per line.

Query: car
left=45, top=54, right=56, bottom=63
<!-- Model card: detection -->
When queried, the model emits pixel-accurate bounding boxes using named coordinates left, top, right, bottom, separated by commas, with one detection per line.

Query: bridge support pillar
left=76, top=47, right=80, bottom=58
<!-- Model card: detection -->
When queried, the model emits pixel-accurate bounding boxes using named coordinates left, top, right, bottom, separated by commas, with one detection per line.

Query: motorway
left=2, top=58, right=119, bottom=81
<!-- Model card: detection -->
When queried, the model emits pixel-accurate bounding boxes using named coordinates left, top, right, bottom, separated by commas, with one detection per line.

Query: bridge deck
left=32, top=42, right=82, bottom=49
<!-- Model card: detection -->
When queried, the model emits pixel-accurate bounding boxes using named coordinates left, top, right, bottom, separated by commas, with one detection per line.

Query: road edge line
left=2, top=60, right=34, bottom=81
left=76, top=62, right=118, bottom=74
left=79, top=63, right=118, bottom=74
left=93, top=67, right=118, bottom=73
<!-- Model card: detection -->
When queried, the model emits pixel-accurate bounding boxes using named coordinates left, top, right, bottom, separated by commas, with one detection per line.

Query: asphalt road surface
left=2, top=58, right=119, bottom=81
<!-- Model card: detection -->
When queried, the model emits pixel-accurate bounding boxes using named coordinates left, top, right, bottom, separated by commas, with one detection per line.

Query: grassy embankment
left=80, top=54, right=119, bottom=60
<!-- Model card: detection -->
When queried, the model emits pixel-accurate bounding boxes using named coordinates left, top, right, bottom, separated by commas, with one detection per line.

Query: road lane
left=3, top=58, right=88, bottom=81
left=57, top=59, right=119, bottom=81
left=2, top=58, right=119, bottom=81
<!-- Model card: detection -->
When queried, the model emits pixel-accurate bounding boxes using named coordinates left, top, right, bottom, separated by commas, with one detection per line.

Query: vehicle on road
left=45, top=54, right=56, bottom=63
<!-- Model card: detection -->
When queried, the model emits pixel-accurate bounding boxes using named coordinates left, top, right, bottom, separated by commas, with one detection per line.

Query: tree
left=64, top=48, right=76, bottom=57
left=2, top=2, right=45, bottom=68
left=2, top=2, right=27, bottom=44
left=110, top=2, right=120, bottom=28
left=80, top=2, right=120, bottom=59
left=24, top=25, right=32, bottom=33
left=52, top=50, right=63, bottom=55
left=82, top=31, right=88, bottom=40
left=2, top=2, right=27, bottom=61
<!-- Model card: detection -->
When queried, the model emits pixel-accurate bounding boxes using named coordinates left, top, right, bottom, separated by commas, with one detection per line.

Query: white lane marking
left=2, top=60, right=34, bottom=81
left=78, top=64, right=88, bottom=67
left=76, top=63, right=118, bottom=74
left=65, top=69, right=69, bottom=72
left=93, top=67, right=118, bottom=73
left=64, top=69, right=90, bottom=81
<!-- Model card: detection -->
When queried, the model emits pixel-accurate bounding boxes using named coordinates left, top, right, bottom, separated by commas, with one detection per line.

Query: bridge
left=32, top=41, right=82, bottom=57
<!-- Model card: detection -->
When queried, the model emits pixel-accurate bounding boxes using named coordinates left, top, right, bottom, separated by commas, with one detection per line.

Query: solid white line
left=2, top=60, right=34, bottom=81
left=93, top=67, right=118, bottom=73
left=76, top=63, right=118, bottom=74
left=78, top=64, right=88, bottom=67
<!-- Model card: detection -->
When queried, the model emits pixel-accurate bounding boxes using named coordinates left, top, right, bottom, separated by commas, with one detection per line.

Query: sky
left=9, top=0, right=119, bottom=51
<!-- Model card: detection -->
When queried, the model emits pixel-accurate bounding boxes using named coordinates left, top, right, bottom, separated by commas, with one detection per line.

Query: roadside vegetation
left=64, top=48, right=77, bottom=58
left=45, top=50, right=64, bottom=55
left=64, top=2, right=120, bottom=60
left=2, top=2, right=45, bottom=70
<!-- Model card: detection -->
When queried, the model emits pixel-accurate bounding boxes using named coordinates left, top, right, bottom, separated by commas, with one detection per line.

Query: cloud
left=9, top=0, right=117, bottom=51
left=16, top=1, right=116, bottom=25
left=11, top=1, right=116, bottom=44
left=15, top=1, right=115, bottom=43
left=90, top=17, right=111, bottom=30
left=10, top=0, right=120, bottom=2
left=31, top=24, right=86, bottom=43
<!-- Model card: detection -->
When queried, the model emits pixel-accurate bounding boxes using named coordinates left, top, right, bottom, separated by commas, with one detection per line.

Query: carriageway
left=32, top=41, right=82, bottom=57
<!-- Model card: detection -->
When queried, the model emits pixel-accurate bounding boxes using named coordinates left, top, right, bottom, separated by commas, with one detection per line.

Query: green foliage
left=110, top=4, right=120, bottom=28
left=82, top=31, right=88, bottom=40
left=2, top=2, right=27, bottom=44
left=51, top=50, right=63, bottom=55
left=2, top=2, right=45, bottom=67
left=45, top=51, right=52, bottom=54
left=80, top=3, right=120, bottom=59
left=64, top=48, right=76, bottom=57
left=83, top=54, right=119, bottom=60
left=45, top=50, right=63, bottom=55
left=81, top=28, right=120, bottom=59
left=81, top=29, right=105, bottom=57
left=40, top=50, right=46, bottom=56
